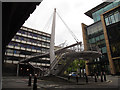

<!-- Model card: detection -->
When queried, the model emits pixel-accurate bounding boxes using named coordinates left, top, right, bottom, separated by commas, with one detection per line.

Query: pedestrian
left=28, top=74, right=32, bottom=86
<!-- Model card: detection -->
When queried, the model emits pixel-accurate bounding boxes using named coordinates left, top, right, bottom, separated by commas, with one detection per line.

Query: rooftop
left=84, top=2, right=111, bottom=19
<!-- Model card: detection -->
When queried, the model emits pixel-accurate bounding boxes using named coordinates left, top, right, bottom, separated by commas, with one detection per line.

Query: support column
left=101, top=15, right=116, bottom=75
left=50, top=8, right=56, bottom=64
left=81, top=23, right=90, bottom=75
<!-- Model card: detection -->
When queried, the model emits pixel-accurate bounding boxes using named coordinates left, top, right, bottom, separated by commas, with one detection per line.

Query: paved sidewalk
left=2, top=75, right=120, bottom=90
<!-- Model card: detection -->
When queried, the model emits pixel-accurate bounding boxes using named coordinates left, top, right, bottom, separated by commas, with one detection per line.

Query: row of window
left=87, top=21, right=103, bottom=35
left=105, top=11, right=120, bottom=26
left=13, top=35, right=50, bottom=46
left=89, top=34, right=105, bottom=44
left=8, top=42, right=49, bottom=51
left=6, top=48, right=49, bottom=54
left=18, top=30, right=51, bottom=41
left=92, top=1, right=120, bottom=22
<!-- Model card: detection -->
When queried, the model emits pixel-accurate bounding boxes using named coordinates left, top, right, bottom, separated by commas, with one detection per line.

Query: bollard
left=33, top=74, right=37, bottom=90
left=95, top=73, right=97, bottom=82
left=103, top=72, right=106, bottom=81
left=96, top=72, right=99, bottom=78
left=101, top=72, right=103, bottom=82
left=76, top=75, right=78, bottom=83
left=85, top=73, right=88, bottom=83
left=68, top=75, right=70, bottom=80
left=28, top=74, right=32, bottom=86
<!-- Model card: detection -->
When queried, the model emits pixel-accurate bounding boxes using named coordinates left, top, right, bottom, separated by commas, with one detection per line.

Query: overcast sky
left=23, top=0, right=104, bottom=46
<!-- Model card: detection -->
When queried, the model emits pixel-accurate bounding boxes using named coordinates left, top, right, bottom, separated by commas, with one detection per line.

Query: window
left=21, top=37, right=24, bottom=41
left=96, top=36, right=100, bottom=41
left=21, top=30, right=25, bottom=34
left=102, top=47, right=107, bottom=53
left=36, top=47, right=41, bottom=50
left=8, top=42, right=14, bottom=46
left=108, top=16, right=112, bottom=25
left=105, top=17, right=109, bottom=26
left=47, top=37, right=50, bottom=41
left=7, top=49, right=13, bottom=53
left=100, top=34, right=104, bottom=40
left=33, top=33, right=37, bottom=37
left=114, top=11, right=119, bottom=22
left=14, top=50, right=17, bottom=54
left=110, top=14, right=116, bottom=24
left=18, top=30, right=21, bottom=33
left=14, top=43, right=18, bottom=46
left=89, top=38, right=95, bottom=43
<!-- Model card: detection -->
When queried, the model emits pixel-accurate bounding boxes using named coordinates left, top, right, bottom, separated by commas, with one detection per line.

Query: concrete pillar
left=50, top=8, right=56, bottom=64
left=17, top=64, right=19, bottom=76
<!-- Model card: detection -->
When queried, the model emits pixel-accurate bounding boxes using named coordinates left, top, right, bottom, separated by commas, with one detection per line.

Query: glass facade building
left=82, top=1, right=120, bottom=75
left=4, top=26, right=51, bottom=75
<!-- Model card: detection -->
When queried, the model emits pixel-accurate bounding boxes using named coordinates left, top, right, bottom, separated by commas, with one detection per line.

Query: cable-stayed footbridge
left=18, top=8, right=102, bottom=76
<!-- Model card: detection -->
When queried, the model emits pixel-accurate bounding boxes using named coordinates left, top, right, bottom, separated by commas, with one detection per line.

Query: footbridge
left=19, top=41, right=101, bottom=76
left=18, top=8, right=102, bottom=76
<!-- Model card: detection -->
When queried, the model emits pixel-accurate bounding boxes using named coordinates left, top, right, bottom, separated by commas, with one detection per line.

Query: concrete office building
left=82, top=1, right=120, bottom=75
left=3, top=26, right=51, bottom=76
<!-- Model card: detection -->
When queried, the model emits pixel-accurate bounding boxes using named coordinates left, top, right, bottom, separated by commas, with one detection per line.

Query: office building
left=82, top=1, right=120, bottom=75
left=3, top=26, right=51, bottom=76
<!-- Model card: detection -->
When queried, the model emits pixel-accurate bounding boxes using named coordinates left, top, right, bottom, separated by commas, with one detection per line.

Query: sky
left=23, top=0, right=104, bottom=46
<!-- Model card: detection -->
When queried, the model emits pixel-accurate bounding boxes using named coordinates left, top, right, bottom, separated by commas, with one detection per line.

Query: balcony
left=32, top=43, right=37, bottom=46
left=21, top=40, right=26, bottom=44
left=16, top=39, right=20, bottom=42
left=38, top=44, right=41, bottom=47
left=26, top=48, right=31, bottom=51
left=27, top=29, right=32, bottom=32
left=14, top=46, right=20, bottom=49
left=32, top=49, right=36, bottom=52
left=28, top=35, right=32, bottom=38
left=6, top=60, right=12, bottom=64
left=19, top=54, right=25, bottom=57
left=7, top=45, right=14, bottom=48
left=33, top=30, right=38, bottom=34
left=21, top=34, right=27, bottom=37
left=13, top=61, right=19, bottom=64
left=6, top=53, right=13, bottom=56
left=11, top=38, right=15, bottom=41
left=38, top=38, right=42, bottom=41
left=27, top=41, right=31, bottom=44
left=13, top=53, right=19, bottom=57
left=21, top=47, right=25, bottom=50
left=33, top=36, right=37, bottom=39
left=36, top=50, right=41, bottom=53
left=16, top=32, right=21, bottom=35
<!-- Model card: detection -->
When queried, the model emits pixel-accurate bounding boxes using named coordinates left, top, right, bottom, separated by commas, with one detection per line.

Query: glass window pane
left=110, top=14, right=115, bottom=24
left=114, top=11, right=119, bottom=22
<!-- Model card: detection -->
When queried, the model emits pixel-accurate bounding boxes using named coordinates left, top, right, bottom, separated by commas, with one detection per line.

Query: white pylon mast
left=50, top=8, right=56, bottom=64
